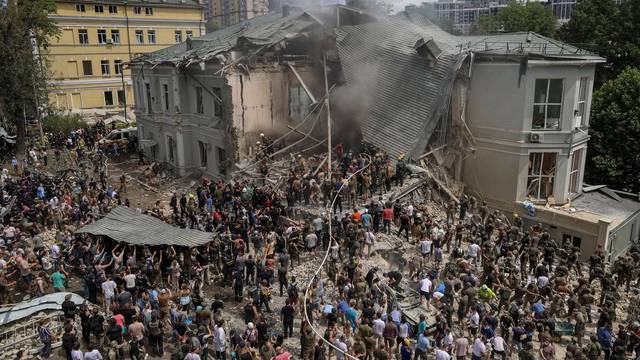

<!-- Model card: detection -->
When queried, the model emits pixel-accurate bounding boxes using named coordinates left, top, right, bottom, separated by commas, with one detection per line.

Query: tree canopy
left=560, top=0, right=640, bottom=85
left=0, top=0, right=59, bottom=157
left=585, top=68, right=640, bottom=193
left=473, top=2, right=557, bottom=37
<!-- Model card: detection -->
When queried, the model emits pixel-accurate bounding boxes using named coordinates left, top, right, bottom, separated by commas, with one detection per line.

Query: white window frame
left=147, top=30, right=156, bottom=44
left=135, top=30, right=144, bottom=44
left=75, top=3, right=85, bottom=12
left=97, top=29, right=107, bottom=44
left=568, top=148, right=583, bottom=195
left=78, top=29, right=88, bottom=44
left=145, top=7, right=154, bottom=15
left=133, top=6, right=141, bottom=14
left=94, top=4, right=104, bottom=13
left=110, top=29, right=120, bottom=44
left=186, top=30, right=193, bottom=39
left=576, top=77, right=589, bottom=127
left=100, top=60, right=110, bottom=75
left=532, top=78, right=564, bottom=130
left=527, top=152, right=557, bottom=200
left=108, top=5, right=118, bottom=13
left=114, top=60, right=123, bottom=75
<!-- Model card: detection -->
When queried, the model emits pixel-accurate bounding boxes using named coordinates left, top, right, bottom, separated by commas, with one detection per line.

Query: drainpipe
left=123, top=0, right=132, bottom=123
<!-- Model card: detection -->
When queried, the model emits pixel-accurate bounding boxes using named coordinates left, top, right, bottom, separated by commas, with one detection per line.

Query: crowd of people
left=0, top=122, right=639, bottom=360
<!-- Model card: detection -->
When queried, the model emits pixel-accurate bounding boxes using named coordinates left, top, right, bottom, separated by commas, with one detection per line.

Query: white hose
left=302, top=153, right=372, bottom=360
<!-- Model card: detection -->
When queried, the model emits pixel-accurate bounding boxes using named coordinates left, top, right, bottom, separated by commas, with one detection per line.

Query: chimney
left=282, top=4, right=290, bottom=17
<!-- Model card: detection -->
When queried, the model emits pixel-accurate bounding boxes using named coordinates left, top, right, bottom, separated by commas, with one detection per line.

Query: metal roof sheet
left=336, top=18, right=465, bottom=160
left=137, top=8, right=316, bottom=65
left=76, top=206, right=214, bottom=247
left=0, top=292, right=87, bottom=326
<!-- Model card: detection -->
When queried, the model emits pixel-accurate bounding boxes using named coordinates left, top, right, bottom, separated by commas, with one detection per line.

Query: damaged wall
left=228, top=65, right=320, bottom=155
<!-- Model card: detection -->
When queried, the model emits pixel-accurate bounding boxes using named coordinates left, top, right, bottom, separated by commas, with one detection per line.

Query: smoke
left=330, top=63, right=381, bottom=148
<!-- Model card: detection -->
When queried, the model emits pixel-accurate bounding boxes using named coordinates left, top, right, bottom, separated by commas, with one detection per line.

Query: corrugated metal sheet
left=336, top=19, right=465, bottom=160
left=138, top=9, right=317, bottom=65
left=76, top=206, right=214, bottom=247
left=0, top=292, right=86, bottom=326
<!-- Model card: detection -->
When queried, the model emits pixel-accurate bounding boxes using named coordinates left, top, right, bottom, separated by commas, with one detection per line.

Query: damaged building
left=130, top=5, right=639, bottom=259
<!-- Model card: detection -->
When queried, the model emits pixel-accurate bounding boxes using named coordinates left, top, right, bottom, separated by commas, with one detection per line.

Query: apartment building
left=434, top=0, right=510, bottom=34
left=207, top=0, right=268, bottom=28
left=47, top=0, right=205, bottom=113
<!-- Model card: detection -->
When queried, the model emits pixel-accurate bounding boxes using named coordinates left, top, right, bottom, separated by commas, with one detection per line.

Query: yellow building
left=47, top=0, right=205, bottom=113
left=208, top=0, right=268, bottom=29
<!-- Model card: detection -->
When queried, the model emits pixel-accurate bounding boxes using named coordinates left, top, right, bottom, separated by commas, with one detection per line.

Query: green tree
left=41, top=111, right=88, bottom=135
left=0, top=0, right=59, bottom=157
left=560, top=0, right=640, bottom=85
left=472, top=2, right=557, bottom=37
left=585, top=68, right=640, bottom=193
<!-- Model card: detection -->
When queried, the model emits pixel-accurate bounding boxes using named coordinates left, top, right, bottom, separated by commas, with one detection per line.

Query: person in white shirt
left=373, top=316, right=385, bottom=338
left=468, top=242, right=481, bottom=266
left=537, top=275, right=549, bottom=288
left=101, top=276, right=117, bottom=313
left=434, top=348, right=452, bottom=360
left=420, top=237, right=433, bottom=259
left=71, top=343, right=83, bottom=360
left=212, top=321, right=226, bottom=359
left=419, top=276, right=433, bottom=309
left=471, top=337, right=486, bottom=360
left=492, top=335, right=506, bottom=360
left=334, top=335, right=348, bottom=360
left=468, top=309, right=480, bottom=336
left=123, top=271, right=137, bottom=293
left=83, top=344, right=102, bottom=360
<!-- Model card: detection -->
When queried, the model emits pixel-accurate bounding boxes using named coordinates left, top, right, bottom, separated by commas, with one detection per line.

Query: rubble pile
left=0, top=312, right=68, bottom=358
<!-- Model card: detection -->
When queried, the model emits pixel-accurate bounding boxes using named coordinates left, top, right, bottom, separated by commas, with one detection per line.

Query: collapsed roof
left=76, top=206, right=214, bottom=247
left=132, top=6, right=602, bottom=161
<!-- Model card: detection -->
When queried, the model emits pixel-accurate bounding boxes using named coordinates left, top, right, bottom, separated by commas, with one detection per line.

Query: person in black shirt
left=61, top=325, right=77, bottom=360
left=281, top=299, right=295, bottom=339
left=211, top=294, right=224, bottom=314
left=385, top=271, right=402, bottom=290
left=61, top=294, right=77, bottom=320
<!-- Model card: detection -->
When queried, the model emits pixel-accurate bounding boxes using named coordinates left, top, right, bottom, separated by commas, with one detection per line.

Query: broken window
left=527, top=152, right=557, bottom=200
left=198, top=141, right=208, bottom=168
left=213, top=87, right=223, bottom=117
left=576, top=77, right=589, bottom=127
left=162, top=84, right=170, bottom=111
left=196, top=86, right=204, bottom=114
left=104, top=91, right=114, bottom=106
left=533, top=79, right=563, bottom=130
left=569, top=148, right=583, bottom=194
left=167, top=136, right=175, bottom=162
left=145, top=83, right=152, bottom=114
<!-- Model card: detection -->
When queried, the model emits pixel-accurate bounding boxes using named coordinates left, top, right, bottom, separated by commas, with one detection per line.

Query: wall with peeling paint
left=228, top=65, right=319, bottom=155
